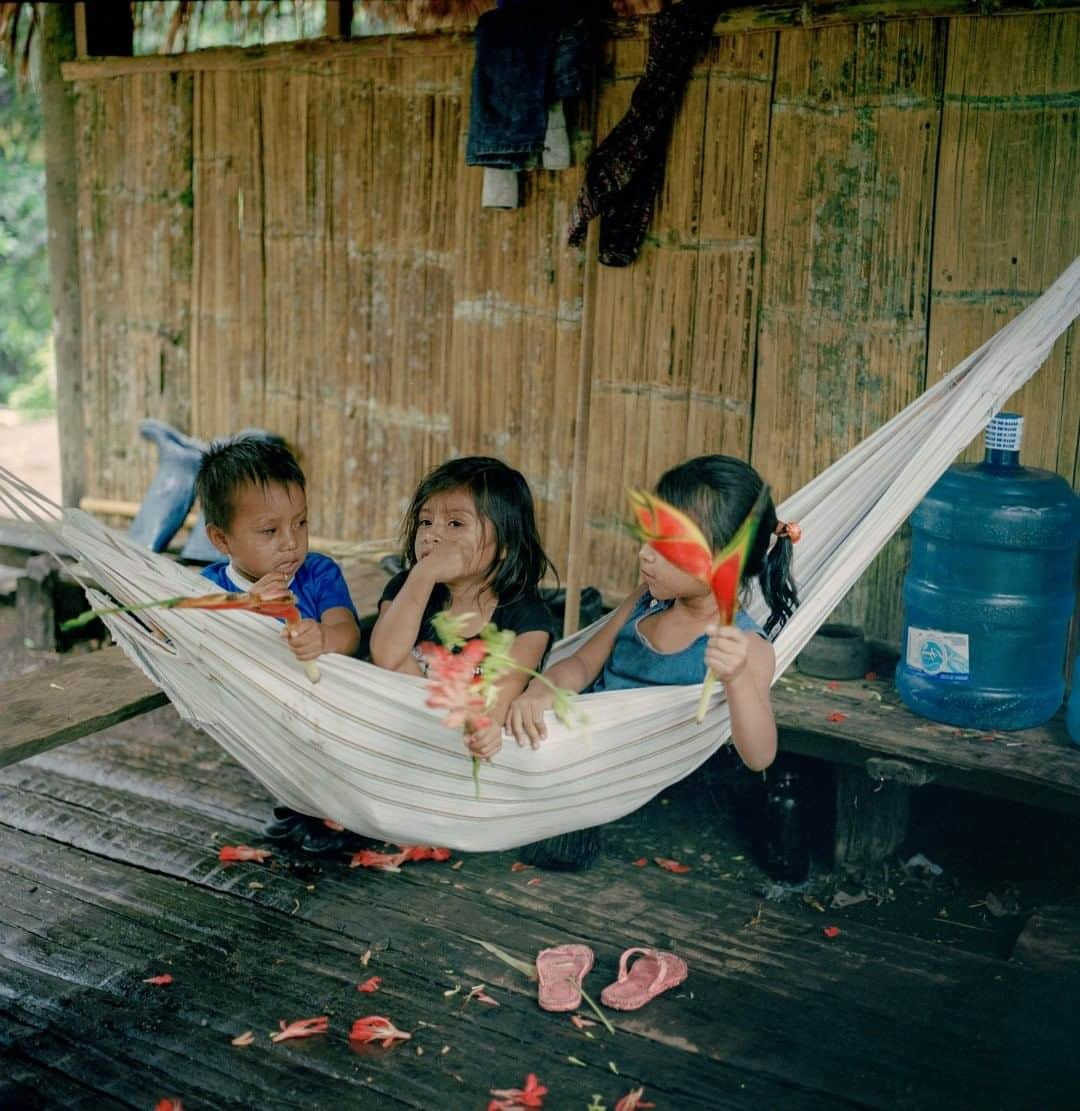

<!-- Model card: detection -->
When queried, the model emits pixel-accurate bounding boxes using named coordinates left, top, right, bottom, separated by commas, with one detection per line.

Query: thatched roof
left=1, top=0, right=666, bottom=76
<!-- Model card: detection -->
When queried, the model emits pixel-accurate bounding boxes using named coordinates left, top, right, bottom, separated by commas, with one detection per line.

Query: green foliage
left=0, top=60, right=50, bottom=407
left=8, top=362, right=54, bottom=416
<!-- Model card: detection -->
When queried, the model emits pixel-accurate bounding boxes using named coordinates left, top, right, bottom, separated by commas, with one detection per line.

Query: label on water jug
left=905, top=627, right=970, bottom=682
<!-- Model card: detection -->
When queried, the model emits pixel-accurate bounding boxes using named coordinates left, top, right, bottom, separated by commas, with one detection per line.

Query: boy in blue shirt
left=196, top=436, right=361, bottom=850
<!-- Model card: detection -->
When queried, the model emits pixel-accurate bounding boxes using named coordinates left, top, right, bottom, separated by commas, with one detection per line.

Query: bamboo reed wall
left=68, top=11, right=1078, bottom=640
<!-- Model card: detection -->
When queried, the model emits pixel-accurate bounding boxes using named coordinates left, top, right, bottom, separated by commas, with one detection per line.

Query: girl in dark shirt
left=371, top=457, right=557, bottom=762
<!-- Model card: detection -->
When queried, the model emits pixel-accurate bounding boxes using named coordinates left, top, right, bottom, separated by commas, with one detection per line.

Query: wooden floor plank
left=0, top=1056, right=129, bottom=1111
left=3, top=724, right=1079, bottom=1107
left=0, top=828, right=810, bottom=1110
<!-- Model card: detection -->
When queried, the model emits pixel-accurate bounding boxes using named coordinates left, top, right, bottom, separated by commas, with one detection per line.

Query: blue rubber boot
left=128, top=420, right=207, bottom=552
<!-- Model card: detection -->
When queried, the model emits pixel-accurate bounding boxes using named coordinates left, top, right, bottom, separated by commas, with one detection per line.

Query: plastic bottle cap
left=985, top=412, right=1023, bottom=453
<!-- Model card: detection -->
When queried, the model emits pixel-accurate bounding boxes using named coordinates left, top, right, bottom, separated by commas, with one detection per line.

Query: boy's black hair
left=195, top=436, right=306, bottom=530
left=655, top=455, right=798, bottom=636
left=400, top=456, right=553, bottom=604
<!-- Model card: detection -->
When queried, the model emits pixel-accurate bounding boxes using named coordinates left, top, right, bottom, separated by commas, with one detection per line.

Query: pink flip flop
left=599, top=947, right=688, bottom=1011
left=536, top=943, right=595, bottom=1012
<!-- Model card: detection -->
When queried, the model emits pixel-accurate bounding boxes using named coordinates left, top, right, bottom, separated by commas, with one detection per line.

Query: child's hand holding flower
left=284, top=617, right=325, bottom=661
left=464, top=719, right=504, bottom=761
left=704, top=624, right=751, bottom=685
left=250, top=570, right=293, bottom=599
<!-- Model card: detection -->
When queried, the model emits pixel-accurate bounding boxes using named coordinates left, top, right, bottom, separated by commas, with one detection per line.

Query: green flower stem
left=577, top=983, right=616, bottom=1035
left=60, top=595, right=187, bottom=631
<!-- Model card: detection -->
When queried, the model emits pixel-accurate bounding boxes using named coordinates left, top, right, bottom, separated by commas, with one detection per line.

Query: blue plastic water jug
left=1068, top=655, right=1080, bottom=744
left=896, top=413, right=1079, bottom=731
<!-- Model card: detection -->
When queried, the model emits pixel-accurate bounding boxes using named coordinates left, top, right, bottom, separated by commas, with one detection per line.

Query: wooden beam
left=73, top=2, right=88, bottom=58
left=38, top=4, right=84, bottom=510
left=62, top=31, right=475, bottom=80
left=0, top=517, right=70, bottom=558
left=0, top=647, right=167, bottom=770
left=59, top=3, right=1080, bottom=80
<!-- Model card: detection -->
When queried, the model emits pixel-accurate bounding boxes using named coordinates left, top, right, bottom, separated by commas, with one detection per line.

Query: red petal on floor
left=489, top=1072, right=548, bottom=1108
left=349, top=849, right=402, bottom=870
left=615, top=1088, right=656, bottom=1111
left=348, top=1015, right=412, bottom=1047
left=654, top=857, right=692, bottom=873
left=827, top=681, right=840, bottom=691
left=511, top=861, right=531, bottom=872
left=570, top=1014, right=596, bottom=1029
left=823, top=926, right=842, bottom=939
left=357, top=976, right=382, bottom=993
left=631, top=857, right=648, bottom=868
left=231, top=1030, right=255, bottom=1047
left=826, top=711, right=848, bottom=723
left=154, top=1100, right=183, bottom=1111
left=218, top=845, right=272, bottom=863
left=526, top=877, right=542, bottom=886
left=270, top=1015, right=330, bottom=1043
left=142, top=973, right=173, bottom=986
left=398, top=845, right=451, bottom=863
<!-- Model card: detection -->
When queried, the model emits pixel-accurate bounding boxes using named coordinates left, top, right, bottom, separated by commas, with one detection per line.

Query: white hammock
left=2, top=258, right=1078, bottom=851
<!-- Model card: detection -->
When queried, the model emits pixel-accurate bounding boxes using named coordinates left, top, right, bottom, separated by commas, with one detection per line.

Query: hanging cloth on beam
left=567, top=0, right=724, bottom=265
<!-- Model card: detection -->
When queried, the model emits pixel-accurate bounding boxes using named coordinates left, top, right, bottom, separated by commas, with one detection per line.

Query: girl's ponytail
left=760, top=528, right=799, bottom=636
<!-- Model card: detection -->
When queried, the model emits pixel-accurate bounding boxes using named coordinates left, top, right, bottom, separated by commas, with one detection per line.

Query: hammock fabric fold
left=1, top=258, right=1077, bottom=851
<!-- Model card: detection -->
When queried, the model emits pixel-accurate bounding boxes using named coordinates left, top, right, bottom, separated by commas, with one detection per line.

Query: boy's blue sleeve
left=307, top=554, right=359, bottom=619
left=200, top=561, right=231, bottom=590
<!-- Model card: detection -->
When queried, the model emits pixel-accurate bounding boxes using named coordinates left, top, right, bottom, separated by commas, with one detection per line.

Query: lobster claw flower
left=628, top=489, right=712, bottom=581
left=627, top=484, right=770, bottom=721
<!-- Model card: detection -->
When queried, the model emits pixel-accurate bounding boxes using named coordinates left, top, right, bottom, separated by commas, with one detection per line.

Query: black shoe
left=517, top=828, right=603, bottom=872
left=262, top=805, right=309, bottom=844
left=299, top=822, right=361, bottom=856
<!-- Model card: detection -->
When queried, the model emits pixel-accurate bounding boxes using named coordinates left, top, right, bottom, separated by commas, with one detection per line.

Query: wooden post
left=73, top=2, right=88, bottom=58
left=324, top=1, right=354, bottom=39
left=39, top=3, right=84, bottom=509
left=561, top=219, right=600, bottom=637
left=16, top=554, right=59, bottom=654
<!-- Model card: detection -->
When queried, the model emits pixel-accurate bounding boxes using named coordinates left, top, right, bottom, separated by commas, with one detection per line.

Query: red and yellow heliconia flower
left=629, top=484, right=770, bottom=720
left=62, top=588, right=321, bottom=682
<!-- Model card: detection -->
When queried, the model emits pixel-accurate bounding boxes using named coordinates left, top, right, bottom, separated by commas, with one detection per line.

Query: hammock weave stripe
left=1, top=258, right=1077, bottom=851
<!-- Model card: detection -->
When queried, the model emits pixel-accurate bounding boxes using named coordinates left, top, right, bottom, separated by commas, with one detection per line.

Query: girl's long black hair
left=400, top=456, right=553, bottom=604
left=655, top=455, right=798, bottom=636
